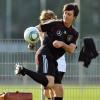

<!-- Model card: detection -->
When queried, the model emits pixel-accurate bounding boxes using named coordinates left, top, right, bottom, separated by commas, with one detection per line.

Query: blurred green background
left=0, top=0, right=100, bottom=39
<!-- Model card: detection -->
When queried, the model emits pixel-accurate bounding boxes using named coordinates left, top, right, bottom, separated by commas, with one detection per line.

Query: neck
left=64, top=22, right=71, bottom=28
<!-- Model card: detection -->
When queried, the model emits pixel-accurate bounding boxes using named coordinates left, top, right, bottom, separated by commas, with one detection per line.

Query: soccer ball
left=24, top=27, right=39, bottom=44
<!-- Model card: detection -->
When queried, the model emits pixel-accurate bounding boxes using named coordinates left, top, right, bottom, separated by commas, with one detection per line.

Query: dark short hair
left=63, top=3, right=79, bottom=17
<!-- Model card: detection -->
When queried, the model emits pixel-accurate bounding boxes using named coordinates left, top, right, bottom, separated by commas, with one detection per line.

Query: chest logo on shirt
left=56, top=30, right=62, bottom=36
left=56, top=30, right=67, bottom=36
left=67, top=35, right=73, bottom=42
left=56, top=30, right=73, bottom=42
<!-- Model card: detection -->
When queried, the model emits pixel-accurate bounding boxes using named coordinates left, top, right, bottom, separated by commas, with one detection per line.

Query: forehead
left=64, top=10, right=74, bottom=15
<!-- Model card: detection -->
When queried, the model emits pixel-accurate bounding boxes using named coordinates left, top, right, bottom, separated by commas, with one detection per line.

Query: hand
left=28, top=43, right=35, bottom=49
left=53, top=40, right=64, bottom=48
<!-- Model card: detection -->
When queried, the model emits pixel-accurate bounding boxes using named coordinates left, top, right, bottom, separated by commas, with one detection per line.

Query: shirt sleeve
left=40, top=21, right=54, bottom=32
left=72, top=31, right=79, bottom=44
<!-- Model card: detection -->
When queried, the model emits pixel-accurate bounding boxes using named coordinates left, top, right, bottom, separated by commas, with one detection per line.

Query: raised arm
left=53, top=40, right=76, bottom=54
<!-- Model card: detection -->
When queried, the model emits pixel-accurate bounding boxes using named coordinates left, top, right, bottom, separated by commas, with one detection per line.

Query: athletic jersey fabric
left=40, top=20, right=79, bottom=60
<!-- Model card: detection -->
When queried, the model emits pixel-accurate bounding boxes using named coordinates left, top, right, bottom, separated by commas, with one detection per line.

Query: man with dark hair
left=63, top=3, right=79, bottom=17
left=15, top=3, right=79, bottom=100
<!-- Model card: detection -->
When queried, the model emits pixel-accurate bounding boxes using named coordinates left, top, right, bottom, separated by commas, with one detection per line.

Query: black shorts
left=55, top=71, right=65, bottom=84
left=37, top=54, right=58, bottom=77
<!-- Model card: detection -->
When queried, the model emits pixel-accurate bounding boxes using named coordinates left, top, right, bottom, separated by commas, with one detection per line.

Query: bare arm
left=53, top=40, right=76, bottom=54
left=35, top=25, right=41, bottom=32
left=35, top=25, right=46, bottom=41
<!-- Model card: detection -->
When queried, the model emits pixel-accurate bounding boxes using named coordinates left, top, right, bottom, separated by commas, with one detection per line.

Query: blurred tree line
left=0, top=0, right=100, bottom=39
left=80, top=0, right=100, bottom=37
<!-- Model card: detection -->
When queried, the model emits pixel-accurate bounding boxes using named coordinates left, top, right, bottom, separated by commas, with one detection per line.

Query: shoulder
left=40, top=19, right=63, bottom=29
left=42, top=19, right=62, bottom=25
left=53, top=19, right=63, bottom=24
left=71, top=26, right=79, bottom=36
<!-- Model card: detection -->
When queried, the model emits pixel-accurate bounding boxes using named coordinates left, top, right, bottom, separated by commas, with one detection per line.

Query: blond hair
left=39, top=10, right=57, bottom=23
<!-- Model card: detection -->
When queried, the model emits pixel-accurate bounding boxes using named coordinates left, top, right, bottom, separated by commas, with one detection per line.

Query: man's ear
left=73, top=17, right=76, bottom=21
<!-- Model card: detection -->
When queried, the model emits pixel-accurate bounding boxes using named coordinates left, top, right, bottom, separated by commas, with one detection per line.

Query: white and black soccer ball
left=24, top=27, right=39, bottom=44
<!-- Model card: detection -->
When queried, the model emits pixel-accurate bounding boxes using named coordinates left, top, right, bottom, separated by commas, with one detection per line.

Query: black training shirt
left=40, top=20, right=79, bottom=60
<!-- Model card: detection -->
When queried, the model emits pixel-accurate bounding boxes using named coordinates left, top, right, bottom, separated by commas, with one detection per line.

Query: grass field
left=0, top=85, right=100, bottom=100
left=64, top=86, right=100, bottom=100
